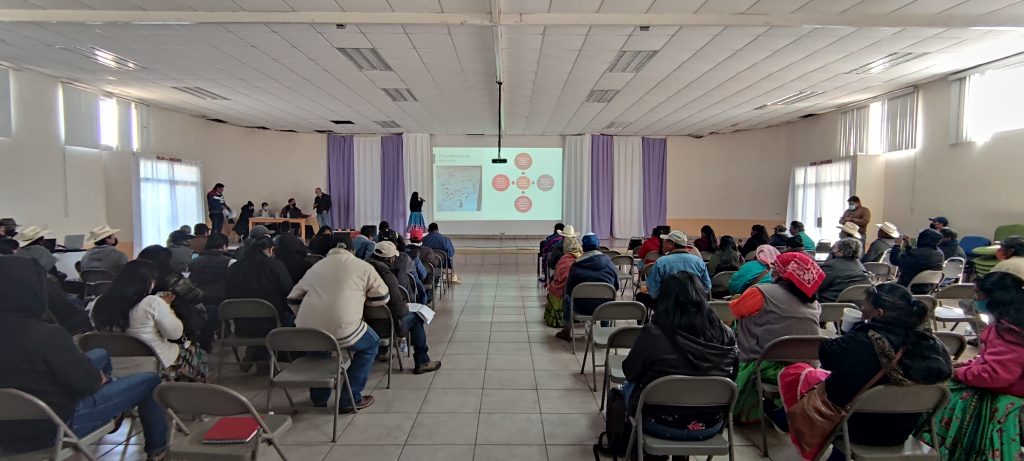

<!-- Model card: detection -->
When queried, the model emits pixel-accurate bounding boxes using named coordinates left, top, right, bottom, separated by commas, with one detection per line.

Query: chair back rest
left=220, top=298, right=280, bottom=320
left=819, top=303, right=855, bottom=324
left=80, top=269, right=116, bottom=283
left=363, top=303, right=393, bottom=322
left=643, top=252, right=661, bottom=264
left=835, top=284, right=872, bottom=306
left=934, top=331, right=967, bottom=360
left=959, top=236, right=991, bottom=255
left=266, top=327, right=340, bottom=355
left=758, top=335, right=827, bottom=363
left=611, top=254, right=634, bottom=268
left=709, top=301, right=734, bottom=324
left=934, top=283, right=975, bottom=301
left=994, top=224, right=1024, bottom=243
left=77, top=332, right=160, bottom=358
left=606, top=326, right=643, bottom=349
left=700, top=251, right=712, bottom=262
left=908, top=270, right=944, bottom=292
left=639, top=264, right=654, bottom=281
left=637, top=376, right=737, bottom=409
left=0, top=388, right=65, bottom=423
left=711, top=271, right=735, bottom=289
left=848, top=384, right=950, bottom=415
left=570, top=282, right=617, bottom=302
left=591, top=301, right=647, bottom=323
left=601, top=249, right=621, bottom=258
left=863, top=262, right=892, bottom=280
left=943, top=257, right=965, bottom=279
left=155, top=382, right=263, bottom=419
left=398, top=286, right=411, bottom=303
left=912, top=295, right=937, bottom=317
left=879, top=248, right=892, bottom=263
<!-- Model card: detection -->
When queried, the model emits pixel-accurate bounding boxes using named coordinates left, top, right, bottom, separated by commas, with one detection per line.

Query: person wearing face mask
left=0, top=217, right=18, bottom=238
left=255, top=202, right=276, bottom=218
left=890, top=229, right=945, bottom=294
left=838, top=196, right=870, bottom=242
left=928, top=216, right=949, bottom=231
left=81, top=225, right=128, bottom=275
left=280, top=198, right=308, bottom=236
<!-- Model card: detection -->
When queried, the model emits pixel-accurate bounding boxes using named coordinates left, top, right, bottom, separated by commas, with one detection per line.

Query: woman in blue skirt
left=407, top=191, right=426, bottom=234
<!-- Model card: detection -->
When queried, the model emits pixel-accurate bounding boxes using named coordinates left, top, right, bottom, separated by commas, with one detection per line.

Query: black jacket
left=189, top=250, right=233, bottom=308
left=820, top=318, right=952, bottom=446
left=890, top=229, right=944, bottom=293
left=741, top=235, right=770, bottom=256
left=564, top=251, right=620, bottom=315
left=309, top=234, right=335, bottom=257
left=817, top=257, right=870, bottom=302
left=314, top=194, right=332, bottom=213
left=938, top=239, right=966, bottom=260
left=367, top=259, right=411, bottom=337
left=406, top=243, right=437, bottom=282
left=225, top=256, right=294, bottom=335
left=0, top=257, right=104, bottom=453
left=275, top=234, right=313, bottom=284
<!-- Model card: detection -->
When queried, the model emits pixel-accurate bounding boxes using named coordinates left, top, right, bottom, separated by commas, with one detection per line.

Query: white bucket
left=841, top=308, right=862, bottom=333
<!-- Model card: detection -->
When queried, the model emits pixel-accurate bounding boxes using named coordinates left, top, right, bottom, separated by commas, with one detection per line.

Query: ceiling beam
left=2, top=10, right=1024, bottom=29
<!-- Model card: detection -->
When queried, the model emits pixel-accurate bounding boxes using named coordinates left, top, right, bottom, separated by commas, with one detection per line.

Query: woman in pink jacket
left=931, top=271, right=1024, bottom=460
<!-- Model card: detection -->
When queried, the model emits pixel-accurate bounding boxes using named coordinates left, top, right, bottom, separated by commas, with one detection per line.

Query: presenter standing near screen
left=408, top=192, right=426, bottom=234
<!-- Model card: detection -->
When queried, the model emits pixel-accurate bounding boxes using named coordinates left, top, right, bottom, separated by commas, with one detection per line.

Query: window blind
left=882, top=92, right=917, bottom=152
left=62, top=84, right=99, bottom=149
left=838, top=106, right=869, bottom=157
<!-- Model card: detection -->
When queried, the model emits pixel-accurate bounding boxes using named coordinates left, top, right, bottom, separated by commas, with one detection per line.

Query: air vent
left=606, top=50, right=658, bottom=73
left=337, top=48, right=393, bottom=72
left=754, top=91, right=822, bottom=110
left=331, top=120, right=354, bottom=125
left=375, top=120, right=402, bottom=129
left=382, top=88, right=417, bottom=102
left=172, top=86, right=229, bottom=101
left=846, top=52, right=928, bottom=75
left=58, top=46, right=144, bottom=71
left=315, top=130, right=333, bottom=133
left=586, top=89, right=619, bottom=103
left=245, top=126, right=269, bottom=130
left=279, top=129, right=297, bottom=132
left=603, top=121, right=630, bottom=130
left=205, top=118, right=228, bottom=124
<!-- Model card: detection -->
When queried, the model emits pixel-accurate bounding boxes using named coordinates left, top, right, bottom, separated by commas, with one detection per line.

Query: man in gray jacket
left=81, top=225, right=128, bottom=275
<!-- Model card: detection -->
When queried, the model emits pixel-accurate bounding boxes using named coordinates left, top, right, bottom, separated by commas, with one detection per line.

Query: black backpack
left=593, top=387, right=632, bottom=460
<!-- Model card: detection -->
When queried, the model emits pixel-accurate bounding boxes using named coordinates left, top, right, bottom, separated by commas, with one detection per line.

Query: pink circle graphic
left=536, top=174, right=555, bottom=191
left=492, top=174, right=510, bottom=191
left=515, top=153, right=533, bottom=170
left=515, top=196, right=533, bottom=213
left=516, top=176, right=532, bottom=190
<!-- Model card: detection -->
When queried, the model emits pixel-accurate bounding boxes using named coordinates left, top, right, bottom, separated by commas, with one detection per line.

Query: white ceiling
left=1, top=0, right=1024, bottom=136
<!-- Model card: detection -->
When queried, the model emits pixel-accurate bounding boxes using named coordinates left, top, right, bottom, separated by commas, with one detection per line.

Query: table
left=54, top=250, right=86, bottom=279
left=249, top=217, right=311, bottom=240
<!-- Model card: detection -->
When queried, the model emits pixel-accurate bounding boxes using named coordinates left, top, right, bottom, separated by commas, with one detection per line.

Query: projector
left=491, top=158, right=508, bottom=164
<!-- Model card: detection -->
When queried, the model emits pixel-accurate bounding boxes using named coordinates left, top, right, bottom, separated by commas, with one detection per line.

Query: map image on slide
left=436, top=166, right=482, bottom=212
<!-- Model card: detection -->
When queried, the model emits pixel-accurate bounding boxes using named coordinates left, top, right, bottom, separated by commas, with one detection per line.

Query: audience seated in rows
left=729, top=252, right=823, bottom=423
left=708, top=235, right=743, bottom=275
left=308, top=226, right=335, bottom=257
left=555, top=234, right=619, bottom=340
left=353, top=225, right=377, bottom=260
left=540, top=223, right=565, bottom=266
left=838, top=221, right=861, bottom=241
left=817, top=239, right=870, bottom=303
left=890, top=228, right=944, bottom=294
left=862, top=222, right=898, bottom=263
left=166, top=230, right=194, bottom=273
left=377, top=230, right=427, bottom=303
left=781, top=283, right=952, bottom=460
left=422, top=222, right=456, bottom=279
left=729, top=245, right=779, bottom=296
left=544, top=234, right=582, bottom=328
left=15, top=226, right=63, bottom=279
left=930, top=271, right=1024, bottom=459
left=740, top=224, right=771, bottom=256
left=407, top=228, right=439, bottom=302
left=137, top=245, right=209, bottom=351
left=288, top=239, right=390, bottom=412
left=634, top=227, right=667, bottom=260
left=188, top=233, right=233, bottom=315
left=275, top=230, right=314, bottom=284
left=636, top=231, right=711, bottom=309
left=622, top=272, right=739, bottom=442
left=81, top=225, right=128, bottom=275
left=789, top=221, right=815, bottom=252
left=225, top=236, right=295, bottom=370
left=938, top=228, right=967, bottom=260
left=367, top=241, right=441, bottom=374
left=90, top=259, right=207, bottom=382
left=189, top=223, right=210, bottom=252
left=546, top=225, right=575, bottom=273
left=0, top=257, right=168, bottom=459
left=769, top=224, right=789, bottom=247
left=693, top=225, right=718, bottom=253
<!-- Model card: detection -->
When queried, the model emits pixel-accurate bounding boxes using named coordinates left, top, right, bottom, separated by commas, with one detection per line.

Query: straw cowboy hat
left=877, top=222, right=900, bottom=238
left=88, top=225, right=120, bottom=243
left=837, top=222, right=862, bottom=240
left=557, top=225, right=580, bottom=238
left=14, top=226, right=50, bottom=243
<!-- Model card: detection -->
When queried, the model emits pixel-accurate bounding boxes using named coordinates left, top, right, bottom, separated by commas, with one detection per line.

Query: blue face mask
left=975, top=299, right=989, bottom=314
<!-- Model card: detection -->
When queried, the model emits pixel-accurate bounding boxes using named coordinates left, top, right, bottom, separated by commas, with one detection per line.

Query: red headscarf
left=774, top=252, right=825, bottom=299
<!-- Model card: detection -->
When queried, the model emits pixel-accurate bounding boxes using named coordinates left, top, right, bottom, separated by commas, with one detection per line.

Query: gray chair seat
left=4, top=421, right=115, bottom=461
left=933, top=306, right=973, bottom=322
left=848, top=437, right=938, bottom=460
left=642, top=432, right=731, bottom=456
left=607, top=355, right=626, bottom=383
left=272, top=356, right=349, bottom=388
left=592, top=325, right=619, bottom=347
left=169, top=414, right=292, bottom=461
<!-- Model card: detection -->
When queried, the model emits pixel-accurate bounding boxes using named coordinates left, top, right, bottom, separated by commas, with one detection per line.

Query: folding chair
left=814, top=384, right=949, bottom=461
left=217, top=299, right=280, bottom=382
left=819, top=303, right=855, bottom=334
left=942, top=257, right=966, bottom=285
left=755, top=335, right=828, bottom=456
left=863, top=262, right=894, bottom=284
left=908, top=270, right=945, bottom=295
left=711, top=271, right=736, bottom=300
left=580, top=301, right=646, bottom=391
left=934, top=331, right=967, bottom=360
left=364, top=303, right=401, bottom=387
left=643, top=252, right=661, bottom=266
left=154, top=382, right=292, bottom=461
left=626, top=376, right=739, bottom=461
left=265, top=327, right=355, bottom=442
left=611, top=254, right=636, bottom=295
left=836, top=284, right=872, bottom=308
left=700, top=251, right=713, bottom=262
left=569, top=282, right=617, bottom=356
left=932, top=284, right=977, bottom=331
left=79, top=269, right=116, bottom=300
left=634, top=264, right=654, bottom=297
left=0, top=389, right=116, bottom=461
left=709, top=300, right=734, bottom=325
left=600, top=326, right=642, bottom=411
left=601, top=249, right=622, bottom=258
left=433, top=249, right=452, bottom=292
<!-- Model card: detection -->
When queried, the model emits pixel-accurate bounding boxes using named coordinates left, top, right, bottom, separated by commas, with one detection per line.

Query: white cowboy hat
left=837, top=222, right=861, bottom=240
left=14, top=226, right=50, bottom=243
left=876, top=222, right=900, bottom=238
left=557, top=225, right=580, bottom=238
left=87, top=225, right=120, bottom=243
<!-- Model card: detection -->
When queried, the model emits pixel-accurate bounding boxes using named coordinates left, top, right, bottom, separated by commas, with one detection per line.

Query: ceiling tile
left=386, top=0, right=442, bottom=12
left=439, top=0, right=489, bottom=13
left=647, top=0, right=702, bottom=13
left=337, top=0, right=392, bottom=11
left=582, top=34, right=627, bottom=50
left=409, top=33, right=455, bottom=49
left=365, top=32, right=414, bottom=48
left=599, top=0, right=655, bottom=13
left=621, top=34, right=671, bottom=51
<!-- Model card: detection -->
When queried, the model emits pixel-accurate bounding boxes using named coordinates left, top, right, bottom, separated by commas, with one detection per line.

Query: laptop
left=43, top=238, right=57, bottom=252
left=63, top=234, right=85, bottom=250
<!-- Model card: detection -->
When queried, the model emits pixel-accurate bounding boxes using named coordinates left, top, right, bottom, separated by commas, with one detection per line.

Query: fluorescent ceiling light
left=586, top=89, right=619, bottom=103
left=338, top=48, right=393, bottom=72
left=375, top=120, right=402, bottom=129
left=382, top=88, right=417, bottom=102
left=754, top=90, right=822, bottom=110
left=172, top=86, right=229, bottom=101
left=606, top=51, right=658, bottom=73
left=58, top=46, right=144, bottom=71
left=846, top=52, right=928, bottom=75
left=603, top=121, right=630, bottom=130
left=131, top=21, right=194, bottom=25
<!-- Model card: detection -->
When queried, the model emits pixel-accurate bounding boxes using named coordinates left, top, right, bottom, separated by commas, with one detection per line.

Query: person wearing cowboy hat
left=81, top=225, right=128, bottom=275
left=837, top=221, right=862, bottom=241
left=0, top=217, right=18, bottom=238
left=862, top=222, right=899, bottom=263
left=546, top=224, right=580, bottom=273
left=14, top=226, right=62, bottom=277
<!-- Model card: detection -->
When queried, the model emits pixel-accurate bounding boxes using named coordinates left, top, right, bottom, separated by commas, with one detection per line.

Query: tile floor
left=83, top=262, right=866, bottom=461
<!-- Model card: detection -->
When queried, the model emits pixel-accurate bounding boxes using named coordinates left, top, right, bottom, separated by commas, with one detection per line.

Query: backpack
left=593, top=387, right=632, bottom=460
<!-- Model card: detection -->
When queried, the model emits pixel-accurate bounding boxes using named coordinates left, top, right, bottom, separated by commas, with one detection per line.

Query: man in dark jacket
left=0, top=256, right=167, bottom=458
left=890, top=228, right=945, bottom=294
left=818, top=239, right=871, bottom=302
left=862, top=222, right=899, bottom=263
left=368, top=241, right=441, bottom=375
left=406, top=229, right=437, bottom=301
left=190, top=232, right=233, bottom=343
left=206, top=182, right=231, bottom=234
left=938, top=228, right=967, bottom=261
left=556, top=234, right=619, bottom=340
left=313, top=187, right=333, bottom=231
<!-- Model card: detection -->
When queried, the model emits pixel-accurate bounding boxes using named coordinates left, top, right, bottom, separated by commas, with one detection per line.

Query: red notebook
left=201, top=416, right=261, bottom=444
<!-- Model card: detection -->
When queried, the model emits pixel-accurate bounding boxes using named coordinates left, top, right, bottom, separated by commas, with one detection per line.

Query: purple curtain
left=327, top=134, right=354, bottom=228
left=641, top=137, right=667, bottom=232
left=590, top=134, right=614, bottom=238
left=380, top=135, right=406, bottom=230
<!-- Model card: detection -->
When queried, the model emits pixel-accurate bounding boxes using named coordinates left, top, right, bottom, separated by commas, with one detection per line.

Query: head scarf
left=774, top=252, right=825, bottom=299
left=755, top=245, right=780, bottom=266
left=582, top=234, right=600, bottom=252
left=563, top=236, right=583, bottom=257
left=0, top=255, right=48, bottom=319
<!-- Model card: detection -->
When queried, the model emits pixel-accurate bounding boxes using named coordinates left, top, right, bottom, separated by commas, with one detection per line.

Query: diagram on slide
left=436, top=165, right=482, bottom=212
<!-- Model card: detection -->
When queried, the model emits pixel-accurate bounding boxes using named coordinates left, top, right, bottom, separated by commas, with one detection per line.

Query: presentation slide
left=433, top=147, right=563, bottom=221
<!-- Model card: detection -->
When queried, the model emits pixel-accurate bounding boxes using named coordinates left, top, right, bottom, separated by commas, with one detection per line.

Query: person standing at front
left=206, top=183, right=231, bottom=234
left=839, top=195, right=870, bottom=243
left=314, top=188, right=332, bottom=231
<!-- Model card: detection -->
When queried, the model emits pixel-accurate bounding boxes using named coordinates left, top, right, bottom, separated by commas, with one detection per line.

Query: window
left=62, top=83, right=147, bottom=151
left=99, top=97, right=118, bottom=149
left=952, top=62, right=1024, bottom=143
left=787, top=159, right=852, bottom=242
left=838, top=91, right=917, bottom=155
left=136, top=156, right=203, bottom=250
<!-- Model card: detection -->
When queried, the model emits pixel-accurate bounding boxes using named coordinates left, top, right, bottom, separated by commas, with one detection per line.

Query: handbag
left=787, top=348, right=905, bottom=460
